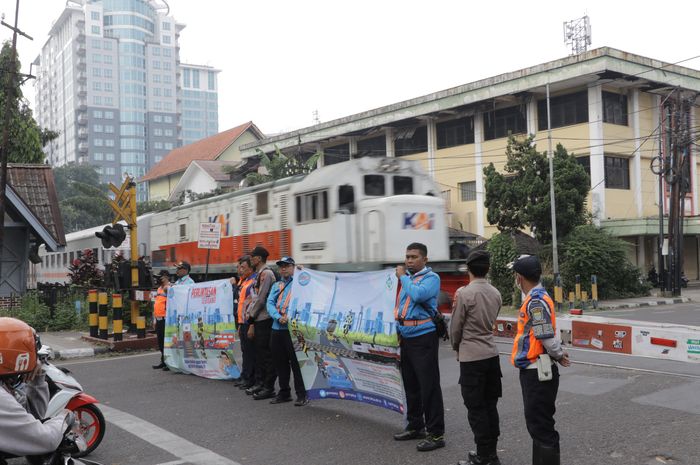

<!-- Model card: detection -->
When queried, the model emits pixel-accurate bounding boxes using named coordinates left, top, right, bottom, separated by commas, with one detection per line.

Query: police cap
left=510, top=254, right=542, bottom=281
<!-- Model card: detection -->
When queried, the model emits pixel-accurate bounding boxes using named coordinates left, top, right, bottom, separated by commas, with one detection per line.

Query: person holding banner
left=393, top=242, right=445, bottom=452
left=510, top=255, right=570, bottom=465
left=267, top=256, right=308, bottom=406
left=232, top=256, right=257, bottom=389
left=450, top=250, right=503, bottom=465
left=152, top=270, right=171, bottom=370
left=174, top=261, right=195, bottom=285
left=246, top=246, right=278, bottom=400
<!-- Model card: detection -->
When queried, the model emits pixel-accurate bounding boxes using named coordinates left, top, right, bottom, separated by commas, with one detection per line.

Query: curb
left=54, top=346, right=110, bottom=360
left=597, top=297, right=691, bottom=310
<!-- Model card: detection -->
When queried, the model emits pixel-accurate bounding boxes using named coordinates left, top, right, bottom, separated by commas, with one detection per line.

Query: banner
left=287, top=269, right=405, bottom=413
left=163, top=279, right=241, bottom=379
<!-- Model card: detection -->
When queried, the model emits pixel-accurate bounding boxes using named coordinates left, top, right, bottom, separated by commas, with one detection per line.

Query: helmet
left=0, top=318, right=38, bottom=376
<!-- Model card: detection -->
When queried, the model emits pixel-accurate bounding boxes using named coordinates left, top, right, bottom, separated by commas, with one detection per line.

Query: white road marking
left=100, top=405, right=242, bottom=465
left=59, top=352, right=157, bottom=366
left=153, top=461, right=186, bottom=465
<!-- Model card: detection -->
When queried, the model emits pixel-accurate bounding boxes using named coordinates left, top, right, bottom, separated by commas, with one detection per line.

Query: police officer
left=152, top=270, right=170, bottom=370
left=450, top=250, right=502, bottom=465
left=510, top=255, right=570, bottom=465
left=393, top=242, right=445, bottom=452
left=231, top=256, right=257, bottom=389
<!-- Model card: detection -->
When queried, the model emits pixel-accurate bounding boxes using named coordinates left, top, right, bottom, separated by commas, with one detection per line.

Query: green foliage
left=136, top=199, right=171, bottom=214
left=486, top=232, right=518, bottom=305
left=1, top=292, right=87, bottom=332
left=68, top=249, right=104, bottom=288
left=484, top=136, right=590, bottom=243
left=0, top=42, right=48, bottom=164
left=560, top=225, right=650, bottom=299
left=246, top=146, right=321, bottom=186
left=53, top=163, right=113, bottom=232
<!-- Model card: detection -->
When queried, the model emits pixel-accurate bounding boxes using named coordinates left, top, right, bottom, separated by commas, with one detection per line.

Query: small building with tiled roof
left=166, top=159, right=245, bottom=202
left=140, top=121, right=264, bottom=201
left=3, top=164, right=66, bottom=299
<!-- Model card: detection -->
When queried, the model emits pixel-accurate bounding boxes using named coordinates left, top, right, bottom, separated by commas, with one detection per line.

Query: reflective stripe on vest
left=511, top=290, right=556, bottom=369
left=237, top=276, right=255, bottom=324
left=394, top=274, right=426, bottom=321
left=276, top=282, right=292, bottom=316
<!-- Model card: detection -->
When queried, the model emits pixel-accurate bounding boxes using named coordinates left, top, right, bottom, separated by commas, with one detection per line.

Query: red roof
left=140, top=122, right=262, bottom=182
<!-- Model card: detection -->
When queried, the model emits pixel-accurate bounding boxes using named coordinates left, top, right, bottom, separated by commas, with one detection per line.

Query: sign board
left=198, top=222, right=222, bottom=249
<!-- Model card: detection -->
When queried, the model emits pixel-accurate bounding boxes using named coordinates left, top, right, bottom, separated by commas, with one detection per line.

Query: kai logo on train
left=402, top=212, right=434, bottom=230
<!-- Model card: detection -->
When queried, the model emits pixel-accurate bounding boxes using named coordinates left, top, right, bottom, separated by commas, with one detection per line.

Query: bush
left=487, top=232, right=518, bottom=305
left=1, top=291, right=91, bottom=332
left=560, top=225, right=650, bottom=299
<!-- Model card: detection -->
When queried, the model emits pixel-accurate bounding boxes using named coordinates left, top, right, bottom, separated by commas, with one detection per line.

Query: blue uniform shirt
left=267, top=276, right=293, bottom=330
left=396, top=267, right=440, bottom=338
left=175, top=275, right=195, bottom=285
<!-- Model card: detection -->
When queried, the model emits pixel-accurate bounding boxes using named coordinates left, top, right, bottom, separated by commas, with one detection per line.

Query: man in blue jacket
left=267, top=256, right=308, bottom=406
left=393, top=242, right=445, bottom=452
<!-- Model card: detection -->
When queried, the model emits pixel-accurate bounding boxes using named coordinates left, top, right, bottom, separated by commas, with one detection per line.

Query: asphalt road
left=593, top=302, right=700, bottom=327
left=10, top=341, right=695, bottom=465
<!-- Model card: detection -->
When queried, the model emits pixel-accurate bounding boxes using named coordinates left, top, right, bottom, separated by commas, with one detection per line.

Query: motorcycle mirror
left=39, top=344, right=55, bottom=360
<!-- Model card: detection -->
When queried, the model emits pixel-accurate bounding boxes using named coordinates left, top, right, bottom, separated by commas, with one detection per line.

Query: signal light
left=95, top=223, right=127, bottom=248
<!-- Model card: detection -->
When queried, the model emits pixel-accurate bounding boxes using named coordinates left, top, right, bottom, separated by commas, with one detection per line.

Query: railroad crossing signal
left=95, top=223, right=126, bottom=248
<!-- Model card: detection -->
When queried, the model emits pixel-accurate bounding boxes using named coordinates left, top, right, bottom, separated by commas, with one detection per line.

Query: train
left=31, top=157, right=468, bottom=310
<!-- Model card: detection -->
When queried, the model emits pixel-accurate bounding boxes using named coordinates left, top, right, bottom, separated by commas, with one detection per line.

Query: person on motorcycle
left=0, top=317, right=69, bottom=459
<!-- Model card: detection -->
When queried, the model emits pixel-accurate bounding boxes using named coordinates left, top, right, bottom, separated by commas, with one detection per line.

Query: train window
left=256, top=191, right=269, bottom=216
left=364, top=175, right=385, bottom=196
left=179, top=224, right=187, bottom=240
left=70, top=251, right=74, bottom=263
left=338, top=185, right=355, bottom=213
left=295, top=190, right=329, bottom=224
left=63, top=253, right=67, bottom=266
left=393, top=176, right=413, bottom=195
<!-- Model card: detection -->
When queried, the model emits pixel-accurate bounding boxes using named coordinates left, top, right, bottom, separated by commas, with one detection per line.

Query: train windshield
left=393, top=176, right=413, bottom=195
left=364, top=175, right=385, bottom=196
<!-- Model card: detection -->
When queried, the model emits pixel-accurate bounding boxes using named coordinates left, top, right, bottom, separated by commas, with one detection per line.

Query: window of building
left=437, top=116, right=474, bottom=149
left=154, top=141, right=163, bottom=149
left=364, top=175, right=385, bottom=196
left=153, top=115, right=162, bottom=123
left=538, top=91, right=588, bottom=130
left=105, top=125, right=114, bottom=133
left=295, top=190, right=329, bottom=223
left=338, top=185, right=355, bottom=213
left=393, top=176, right=414, bottom=195
left=104, top=97, right=113, bottom=106
left=179, top=224, right=187, bottom=240
left=576, top=156, right=590, bottom=176
left=92, top=81, right=102, bottom=91
left=104, top=111, right=114, bottom=119
left=152, top=60, right=161, bottom=69
left=152, top=47, right=160, bottom=56
left=104, top=82, right=113, bottom=92
left=93, top=124, right=103, bottom=132
left=103, top=40, right=112, bottom=50
left=163, top=74, right=171, bottom=84
left=105, top=139, right=115, bottom=147
left=92, top=68, right=101, bottom=77
left=395, top=126, right=428, bottom=156
left=162, top=61, right=171, bottom=71
left=91, top=11, right=100, bottom=20
left=459, top=181, right=477, bottom=201
left=94, top=152, right=104, bottom=161
left=104, top=69, right=112, bottom=78
left=105, top=167, right=115, bottom=175
left=94, top=138, right=104, bottom=147
left=153, top=87, right=161, bottom=96
left=153, top=74, right=161, bottom=83
left=604, top=155, right=630, bottom=189
left=164, top=129, right=173, bottom=136
left=163, top=48, right=171, bottom=57
left=208, top=71, right=216, bottom=90
left=162, top=21, right=171, bottom=30
left=153, top=128, right=163, bottom=136
left=603, top=91, right=628, bottom=126
left=91, top=25, right=100, bottom=34
left=484, top=106, right=526, bottom=140
left=256, top=191, right=269, bottom=215
left=183, top=69, right=190, bottom=87
left=105, top=153, right=115, bottom=161
left=162, top=35, right=171, bottom=44
left=192, top=69, right=200, bottom=88
left=164, top=115, right=173, bottom=123
left=92, top=53, right=101, bottom=64
left=91, top=38, right=101, bottom=49
left=93, top=110, right=103, bottom=118
left=153, top=101, right=162, bottom=110
left=164, top=142, right=173, bottom=150
left=154, top=156, right=162, bottom=163
left=103, top=55, right=112, bottom=65
left=357, top=136, right=385, bottom=158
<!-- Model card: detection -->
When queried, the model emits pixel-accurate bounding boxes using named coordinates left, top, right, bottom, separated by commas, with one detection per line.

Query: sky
left=2, top=0, right=700, bottom=136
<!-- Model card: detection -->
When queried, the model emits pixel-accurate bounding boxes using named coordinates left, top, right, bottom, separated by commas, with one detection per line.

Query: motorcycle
left=39, top=346, right=106, bottom=458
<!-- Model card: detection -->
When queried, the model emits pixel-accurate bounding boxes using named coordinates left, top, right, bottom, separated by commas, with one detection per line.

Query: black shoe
left=393, top=429, right=427, bottom=441
left=239, top=382, right=254, bottom=390
left=533, top=442, right=560, bottom=465
left=245, top=384, right=263, bottom=395
left=416, top=435, right=445, bottom=452
left=270, top=395, right=293, bottom=404
left=458, top=451, right=501, bottom=465
left=152, top=362, right=166, bottom=369
left=294, top=397, right=309, bottom=407
left=162, top=366, right=170, bottom=371
left=252, top=388, right=276, bottom=400
left=232, top=378, right=243, bottom=387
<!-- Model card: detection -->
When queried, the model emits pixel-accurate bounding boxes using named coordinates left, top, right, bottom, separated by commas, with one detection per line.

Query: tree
left=245, top=146, right=320, bottom=186
left=53, top=163, right=113, bottom=232
left=136, top=199, right=171, bottom=214
left=484, top=135, right=590, bottom=243
left=0, top=42, right=48, bottom=163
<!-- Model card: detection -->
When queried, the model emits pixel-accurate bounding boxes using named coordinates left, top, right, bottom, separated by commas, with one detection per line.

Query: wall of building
left=148, top=173, right=181, bottom=201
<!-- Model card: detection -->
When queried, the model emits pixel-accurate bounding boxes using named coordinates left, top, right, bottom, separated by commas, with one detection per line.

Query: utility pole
left=0, top=0, right=33, bottom=287
left=546, top=83, right=561, bottom=297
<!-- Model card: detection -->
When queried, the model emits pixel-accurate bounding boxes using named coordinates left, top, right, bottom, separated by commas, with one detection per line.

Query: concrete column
left=691, top=103, right=698, bottom=215
left=474, top=113, right=485, bottom=236
left=315, top=143, right=324, bottom=168
left=631, top=89, right=643, bottom=218
left=384, top=127, right=395, bottom=158
left=426, top=118, right=437, bottom=180
left=349, top=137, right=358, bottom=159
left=588, top=84, right=605, bottom=224
left=637, top=235, right=646, bottom=268
left=526, top=97, right=538, bottom=135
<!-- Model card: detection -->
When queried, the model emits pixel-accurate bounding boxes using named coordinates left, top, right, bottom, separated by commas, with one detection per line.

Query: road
left=10, top=341, right=697, bottom=465
left=594, top=302, right=700, bottom=327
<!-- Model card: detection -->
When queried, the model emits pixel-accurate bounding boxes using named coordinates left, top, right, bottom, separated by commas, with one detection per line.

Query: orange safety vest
left=154, top=286, right=167, bottom=318
left=276, top=282, right=292, bottom=316
left=237, top=274, right=255, bottom=324
left=394, top=274, right=431, bottom=325
left=511, top=288, right=556, bottom=368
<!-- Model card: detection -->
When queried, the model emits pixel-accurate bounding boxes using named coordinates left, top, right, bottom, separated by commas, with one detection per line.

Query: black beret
left=250, top=246, right=269, bottom=259
left=511, top=255, right=542, bottom=281
left=465, top=250, right=490, bottom=266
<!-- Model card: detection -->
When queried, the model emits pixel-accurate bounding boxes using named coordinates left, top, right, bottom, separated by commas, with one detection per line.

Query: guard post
left=136, top=316, right=146, bottom=339
left=112, top=293, right=123, bottom=341
left=88, top=289, right=98, bottom=337
left=575, top=274, right=581, bottom=302
left=554, top=275, right=563, bottom=312
left=591, top=274, right=598, bottom=309
left=98, top=292, right=108, bottom=340
left=568, top=291, right=575, bottom=311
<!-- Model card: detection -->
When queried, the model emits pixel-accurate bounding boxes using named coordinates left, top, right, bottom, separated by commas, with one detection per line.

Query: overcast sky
left=2, top=0, right=699, bottom=135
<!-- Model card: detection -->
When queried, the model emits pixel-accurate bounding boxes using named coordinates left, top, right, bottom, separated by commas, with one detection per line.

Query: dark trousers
left=270, top=329, right=306, bottom=398
left=155, top=318, right=165, bottom=361
left=238, top=323, right=256, bottom=382
left=519, top=364, right=560, bottom=448
left=400, top=331, right=445, bottom=436
left=460, top=355, right=502, bottom=457
left=253, top=318, right=276, bottom=390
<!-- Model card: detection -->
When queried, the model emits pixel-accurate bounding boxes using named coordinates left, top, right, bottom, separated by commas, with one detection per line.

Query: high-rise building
left=180, top=63, right=219, bottom=146
left=33, top=0, right=218, bottom=201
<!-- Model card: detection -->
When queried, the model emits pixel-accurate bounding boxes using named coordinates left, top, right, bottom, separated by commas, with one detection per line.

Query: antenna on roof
left=563, top=15, right=592, bottom=56
left=312, top=109, right=320, bottom=125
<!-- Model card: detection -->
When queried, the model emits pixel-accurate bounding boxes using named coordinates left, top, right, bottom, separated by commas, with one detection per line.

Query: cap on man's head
left=250, top=246, right=269, bottom=259
left=157, top=269, right=170, bottom=278
left=176, top=261, right=191, bottom=272
left=510, top=255, right=542, bottom=281
left=276, top=256, right=295, bottom=267
left=465, top=250, right=490, bottom=267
